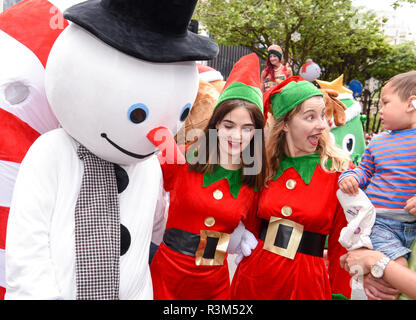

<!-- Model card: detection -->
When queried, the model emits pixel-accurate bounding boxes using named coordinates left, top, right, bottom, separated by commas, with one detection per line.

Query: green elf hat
left=214, top=53, right=263, bottom=113
left=263, top=76, right=323, bottom=119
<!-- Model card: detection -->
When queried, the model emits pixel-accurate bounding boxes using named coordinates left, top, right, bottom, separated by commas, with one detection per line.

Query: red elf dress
left=230, top=154, right=351, bottom=300
left=150, top=161, right=257, bottom=300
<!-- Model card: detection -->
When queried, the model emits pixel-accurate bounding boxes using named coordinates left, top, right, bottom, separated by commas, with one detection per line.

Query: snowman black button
left=120, top=224, right=131, bottom=256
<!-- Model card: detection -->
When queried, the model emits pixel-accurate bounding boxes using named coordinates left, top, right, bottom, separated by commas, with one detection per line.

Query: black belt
left=163, top=228, right=221, bottom=260
left=259, top=219, right=326, bottom=258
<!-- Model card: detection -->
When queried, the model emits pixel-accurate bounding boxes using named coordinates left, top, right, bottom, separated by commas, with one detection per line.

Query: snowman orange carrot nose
left=147, top=126, right=186, bottom=164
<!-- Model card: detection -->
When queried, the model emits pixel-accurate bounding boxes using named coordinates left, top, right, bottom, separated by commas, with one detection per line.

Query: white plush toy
left=336, top=189, right=376, bottom=251
left=5, top=0, right=218, bottom=300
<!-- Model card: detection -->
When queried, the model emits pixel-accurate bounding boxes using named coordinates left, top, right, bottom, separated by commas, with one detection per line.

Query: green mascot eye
left=342, top=134, right=355, bottom=154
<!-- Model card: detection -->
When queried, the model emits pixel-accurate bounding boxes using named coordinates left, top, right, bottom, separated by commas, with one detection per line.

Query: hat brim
left=63, top=0, right=219, bottom=63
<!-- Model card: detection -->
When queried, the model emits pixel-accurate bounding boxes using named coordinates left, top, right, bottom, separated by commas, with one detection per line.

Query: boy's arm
left=339, top=146, right=375, bottom=189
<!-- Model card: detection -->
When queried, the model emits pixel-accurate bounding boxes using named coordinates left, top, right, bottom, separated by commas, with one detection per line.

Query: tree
left=360, top=41, right=416, bottom=132
left=393, top=0, right=416, bottom=8
left=365, top=41, right=416, bottom=85
left=195, top=0, right=390, bottom=82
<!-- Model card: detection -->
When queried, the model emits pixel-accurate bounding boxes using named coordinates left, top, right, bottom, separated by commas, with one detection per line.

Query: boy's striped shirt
left=340, top=128, right=416, bottom=209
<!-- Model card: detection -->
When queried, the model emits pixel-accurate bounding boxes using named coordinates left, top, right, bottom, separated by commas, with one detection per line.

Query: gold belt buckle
left=195, top=230, right=230, bottom=266
left=263, top=217, right=304, bottom=260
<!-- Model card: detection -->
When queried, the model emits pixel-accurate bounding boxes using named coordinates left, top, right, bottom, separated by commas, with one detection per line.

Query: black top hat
left=63, top=0, right=219, bottom=62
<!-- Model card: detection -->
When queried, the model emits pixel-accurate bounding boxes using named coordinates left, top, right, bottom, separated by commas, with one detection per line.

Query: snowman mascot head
left=46, top=0, right=218, bottom=164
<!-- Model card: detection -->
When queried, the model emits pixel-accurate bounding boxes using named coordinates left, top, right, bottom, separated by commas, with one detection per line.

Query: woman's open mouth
left=307, top=134, right=321, bottom=147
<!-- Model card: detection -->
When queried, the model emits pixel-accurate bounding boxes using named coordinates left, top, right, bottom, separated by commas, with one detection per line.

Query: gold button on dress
left=281, top=206, right=293, bottom=217
left=213, top=189, right=223, bottom=200
left=286, top=179, right=296, bottom=190
left=204, top=216, right=216, bottom=227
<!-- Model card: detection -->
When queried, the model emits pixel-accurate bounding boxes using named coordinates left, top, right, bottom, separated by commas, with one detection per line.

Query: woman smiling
left=150, top=53, right=266, bottom=299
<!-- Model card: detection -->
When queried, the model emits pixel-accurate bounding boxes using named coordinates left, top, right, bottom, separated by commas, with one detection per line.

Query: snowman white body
left=5, top=23, right=198, bottom=299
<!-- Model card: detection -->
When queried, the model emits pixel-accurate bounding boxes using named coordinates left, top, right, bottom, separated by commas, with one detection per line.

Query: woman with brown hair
left=230, top=76, right=352, bottom=300
left=150, top=53, right=267, bottom=299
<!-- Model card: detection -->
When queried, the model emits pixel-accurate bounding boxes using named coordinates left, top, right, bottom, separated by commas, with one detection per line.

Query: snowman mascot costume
left=5, top=0, right=218, bottom=300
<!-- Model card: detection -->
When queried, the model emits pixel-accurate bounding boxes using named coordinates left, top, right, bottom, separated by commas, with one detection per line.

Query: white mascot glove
left=336, top=189, right=376, bottom=251
left=228, top=222, right=258, bottom=265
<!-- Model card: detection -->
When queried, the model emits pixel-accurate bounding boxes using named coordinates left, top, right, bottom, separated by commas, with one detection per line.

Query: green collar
left=273, top=153, right=323, bottom=185
left=203, top=165, right=242, bottom=199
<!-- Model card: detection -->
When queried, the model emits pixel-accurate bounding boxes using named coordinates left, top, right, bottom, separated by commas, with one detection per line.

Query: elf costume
left=150, top=53, right=263, bottom=300
left=230, top=77, right=352, bottom=300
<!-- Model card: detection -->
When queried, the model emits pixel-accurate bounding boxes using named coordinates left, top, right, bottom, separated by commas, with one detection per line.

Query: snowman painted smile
left=101, top=133, right=155, bottom=159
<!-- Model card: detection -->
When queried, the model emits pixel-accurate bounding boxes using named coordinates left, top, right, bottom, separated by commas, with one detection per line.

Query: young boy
left=339, top=71, right=416, bottom=275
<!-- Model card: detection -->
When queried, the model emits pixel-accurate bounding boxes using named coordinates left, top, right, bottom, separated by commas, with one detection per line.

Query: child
left=338, top=71, right=416, bottom=298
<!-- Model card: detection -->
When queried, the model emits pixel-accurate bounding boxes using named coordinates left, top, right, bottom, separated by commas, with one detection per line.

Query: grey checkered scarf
left=75, top=144, right=120, bottom=300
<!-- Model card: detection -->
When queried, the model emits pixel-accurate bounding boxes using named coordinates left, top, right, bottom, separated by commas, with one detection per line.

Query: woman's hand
left=363, top=274, right=399, bottom=300
left=340, top=248, right=382, bottom=276
left=340, top=248, right=400, bottom=299
left=405, top=196, right=416, bottom=216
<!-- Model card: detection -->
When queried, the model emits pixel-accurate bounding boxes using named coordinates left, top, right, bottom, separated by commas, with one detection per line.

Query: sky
left=352, top=0, right=416, bottom=39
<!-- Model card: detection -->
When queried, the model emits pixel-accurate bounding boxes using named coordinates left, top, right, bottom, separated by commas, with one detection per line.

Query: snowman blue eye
left=128, top=103, right=148, bottom=124
left=179, top=103, right=191, bottom=122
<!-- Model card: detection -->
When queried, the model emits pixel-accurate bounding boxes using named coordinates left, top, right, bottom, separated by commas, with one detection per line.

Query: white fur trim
left=336, top=92, right=354, bottom=100
left=199, top=70, right=223, bottom=82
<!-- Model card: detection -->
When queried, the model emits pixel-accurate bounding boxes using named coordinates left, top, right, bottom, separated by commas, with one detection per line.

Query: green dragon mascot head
left=316, top=75, right=365, bottom=165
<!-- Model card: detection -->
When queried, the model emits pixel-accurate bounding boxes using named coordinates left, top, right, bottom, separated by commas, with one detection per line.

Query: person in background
left=260, top=44, right=293, bottom=93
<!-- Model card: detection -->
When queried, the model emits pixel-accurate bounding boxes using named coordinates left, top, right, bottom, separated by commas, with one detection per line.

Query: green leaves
left=393, top=0, right=416, bottom=9
left=195, top=0, right=415, bottom=84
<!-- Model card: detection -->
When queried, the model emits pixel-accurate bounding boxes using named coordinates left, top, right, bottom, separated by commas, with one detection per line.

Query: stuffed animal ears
left=320, top=89, right=347, bottom=127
